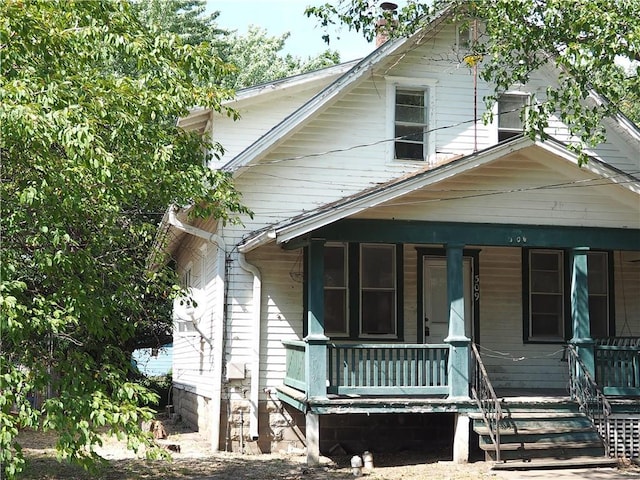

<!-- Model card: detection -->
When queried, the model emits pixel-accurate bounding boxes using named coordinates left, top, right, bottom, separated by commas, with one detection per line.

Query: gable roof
left=221, top=4, right=455, bottom=174
left=237, top=136, right=640, bottom=253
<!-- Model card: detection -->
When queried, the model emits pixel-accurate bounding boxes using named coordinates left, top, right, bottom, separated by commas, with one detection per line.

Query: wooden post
left=570, top=247, right=595, bottom=378
left=452, top=413, right=470, bottom=463
left=305, top=239, right=328, bottom=465
left=444, top=244, right=470, bottom=398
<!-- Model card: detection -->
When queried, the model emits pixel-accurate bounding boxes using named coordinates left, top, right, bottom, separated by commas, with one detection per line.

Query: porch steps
left=472, top=402, right=611, bottom=465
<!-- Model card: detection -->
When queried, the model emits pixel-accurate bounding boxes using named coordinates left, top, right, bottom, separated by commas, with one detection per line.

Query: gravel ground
left=15, top=421, right=640, bottom=480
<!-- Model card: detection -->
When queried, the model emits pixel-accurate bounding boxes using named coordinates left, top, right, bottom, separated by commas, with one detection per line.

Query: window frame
left=523, top=248, right=615, bottom=344
left=386, top=77, right=437, bottom=164
left=305, top=242, right=404, bottom=340
left=176, top=262, right=198, bottom=335
left=323, top=242, right=350, bottom=337
left=496, top=92, right=529, bottom=142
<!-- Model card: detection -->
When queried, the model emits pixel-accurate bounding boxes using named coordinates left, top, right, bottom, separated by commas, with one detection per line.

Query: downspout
left=168, top=208, right=225, bottom=452
left=237, top=253, right=261, bottom=441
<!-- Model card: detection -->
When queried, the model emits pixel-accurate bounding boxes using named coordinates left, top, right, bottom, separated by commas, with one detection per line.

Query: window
left=587, top=252, right=611, bottom=338
left=324, top=243, right=348, bottom=336
left=394, top=88, right=429, bottom=160
left=319, top=242, right=401, bottom=339
left=524, top=249, right=613, bottom=342
left=360, top=244, right=397, bottom=336
left=176, top=265, right=197, bottom=334
left=528, top=250, right=565, bottom=341
left=498, top=93, right=528, bottom=141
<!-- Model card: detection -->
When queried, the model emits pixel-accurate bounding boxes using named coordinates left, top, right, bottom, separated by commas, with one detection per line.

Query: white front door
left=423, top=257, right=473, bottom=343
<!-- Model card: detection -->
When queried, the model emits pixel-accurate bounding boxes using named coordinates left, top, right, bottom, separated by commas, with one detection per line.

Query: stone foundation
left=172, top=388, right=213, bottom=444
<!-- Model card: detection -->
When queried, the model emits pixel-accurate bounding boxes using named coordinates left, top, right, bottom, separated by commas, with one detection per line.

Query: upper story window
left=387, top=77, right=436, bottom=163
left=498, top=93, right=529, bottom=141
left=394, top=88, right=429, bottom=160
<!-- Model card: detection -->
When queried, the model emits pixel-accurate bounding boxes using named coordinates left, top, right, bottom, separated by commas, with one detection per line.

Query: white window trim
left=495, top=91, right=530, bottom=143
left=386, top=76, right=438, bottom=165
left=176, top=261, right=199, bottom=336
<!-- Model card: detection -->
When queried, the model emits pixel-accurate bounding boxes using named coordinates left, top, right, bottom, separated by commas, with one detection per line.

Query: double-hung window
left=323, top=243, right=349, bottom=336
left=319, top=242, right=401, bottom=339
left=176, top=264, right=197, bottom=334
left=498, top=93, right=529, bottom=141
left=360, top=244, right=397, bottom=336
left=388, top=78, right=436, bottom=162
left=524, top=249, right=612, bottom=342
left=395, top=88, right=429, bottom=160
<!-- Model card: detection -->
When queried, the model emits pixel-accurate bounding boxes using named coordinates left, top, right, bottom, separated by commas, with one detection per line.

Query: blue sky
left=207, top=1, right=376, bottom=61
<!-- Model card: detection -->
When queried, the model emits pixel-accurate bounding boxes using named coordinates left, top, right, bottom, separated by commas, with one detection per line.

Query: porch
left=280, top=338, right=640, bottom=406
left=278, top=338, right=639, bottom=463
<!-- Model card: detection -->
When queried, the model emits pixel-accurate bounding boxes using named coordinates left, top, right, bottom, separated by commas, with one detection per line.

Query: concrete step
left=474, top=424, right=594, bottom=436
left=491, top=456, right=618, bottom=470
left=480, top=440, right=603, bottom=452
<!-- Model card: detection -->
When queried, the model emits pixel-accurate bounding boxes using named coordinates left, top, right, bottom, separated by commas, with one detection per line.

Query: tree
left=221, top=26, right=341, bottom=89
left=0, top=0, right=250, bottom=477
left=306, top=0, right=640, bottom=160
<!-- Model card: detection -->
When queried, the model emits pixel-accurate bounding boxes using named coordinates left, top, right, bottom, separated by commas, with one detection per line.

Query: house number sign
left=473, top=274, right=480, bottom=302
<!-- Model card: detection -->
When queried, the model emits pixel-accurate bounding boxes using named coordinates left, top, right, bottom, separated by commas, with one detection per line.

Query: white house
left=154, top=5, right=640, bottom=468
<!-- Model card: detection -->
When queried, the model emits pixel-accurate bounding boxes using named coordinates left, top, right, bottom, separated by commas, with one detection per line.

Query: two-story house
left=154, top=6, right=640, bottom=468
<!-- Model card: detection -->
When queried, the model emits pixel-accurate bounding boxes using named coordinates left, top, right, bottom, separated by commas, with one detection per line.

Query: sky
left=207, top=1, right=376, bottom=62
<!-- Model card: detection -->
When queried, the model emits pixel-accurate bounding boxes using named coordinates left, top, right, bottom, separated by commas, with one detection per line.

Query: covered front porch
left=273, top=219, right=639, bottom=464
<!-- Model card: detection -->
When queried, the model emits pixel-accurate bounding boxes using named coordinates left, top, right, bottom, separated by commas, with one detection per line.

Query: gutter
left=167, top=208, right=225, bottom=452
left=237, top=253, right=262, bottom=441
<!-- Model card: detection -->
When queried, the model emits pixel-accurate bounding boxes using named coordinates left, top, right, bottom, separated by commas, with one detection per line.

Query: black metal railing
left=567, top=344, right=612, bottom=457
left=470, top=342, right=503, bottom=462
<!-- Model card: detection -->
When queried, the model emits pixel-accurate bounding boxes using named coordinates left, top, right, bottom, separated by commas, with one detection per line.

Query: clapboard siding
left=352, top=154, right=640, bottom=229
left=477, top=247, right=569, bottom=390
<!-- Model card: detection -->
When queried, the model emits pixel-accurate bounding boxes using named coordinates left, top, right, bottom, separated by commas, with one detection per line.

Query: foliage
left=0, top=0, right=251, bottom=477
left=306, top=0, right=640, bottom=160
left=220, top=26, right=341, bottom=89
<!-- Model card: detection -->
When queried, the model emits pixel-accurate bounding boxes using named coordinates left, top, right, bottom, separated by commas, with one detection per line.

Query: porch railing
left=470, top=342, right=503, bottom=463
left=327, top=343, right=450, bottom=395
left=283, top=340, right=306, bottom=392
left=567, top=344, right=612, bottom=457
left=282, top=341, right=450, bottom=396
left=594, top=337, right=640, bottom=396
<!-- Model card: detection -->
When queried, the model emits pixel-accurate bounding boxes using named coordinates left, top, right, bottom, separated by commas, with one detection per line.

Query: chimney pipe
left=376, top=2, right=398, bottom=47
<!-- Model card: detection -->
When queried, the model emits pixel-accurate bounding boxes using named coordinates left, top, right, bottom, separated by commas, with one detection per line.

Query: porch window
left=587, top=251, right=611, bottom=338
left=498, top=93, right=528, bottom=141
left=394, top=88, right=429, bottom=160
left=176, top=265, right=197, bottom=334
left=360, top=244, right=397, bottom=336
left=324, top=243, right=348, bottom=336
left=527, top=250, right=565, bottom=341
left=524, top=249, right=613, bottom=342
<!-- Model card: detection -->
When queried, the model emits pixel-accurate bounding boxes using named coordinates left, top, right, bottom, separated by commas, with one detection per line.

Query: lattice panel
left=603, top=415, right=640, bottom=459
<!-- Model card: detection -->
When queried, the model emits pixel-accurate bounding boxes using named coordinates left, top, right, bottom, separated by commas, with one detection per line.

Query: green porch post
left=444, top=244, right=471, bottom=398
left=304, top=239, right=328, bottom=466
left=305, top=238, right=329, bottom=400
left=569, top=247, right=595, bottom=378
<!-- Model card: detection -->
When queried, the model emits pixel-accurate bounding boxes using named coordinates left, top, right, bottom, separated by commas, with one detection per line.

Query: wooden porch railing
left=283, top=340, right=306, bottom=392
left=282, top=341, right=450, bottom=396
left=470, top=342, right=503, bottom=463
left=327, top=343, right=450, bottom=395
left=567, top=344, right=612, bottom=457
left=594, top=337, right=640, bottom=396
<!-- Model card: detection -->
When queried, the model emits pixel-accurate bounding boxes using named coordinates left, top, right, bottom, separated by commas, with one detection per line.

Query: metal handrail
left=470, top=342, right=503, bottom=462
left=566, top=344, right=612, bottom=457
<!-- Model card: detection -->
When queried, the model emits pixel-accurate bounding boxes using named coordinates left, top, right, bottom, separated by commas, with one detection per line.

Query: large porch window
left=318, top=242, right=402, bottom=339
left=524, top=249, right=613, bottom=342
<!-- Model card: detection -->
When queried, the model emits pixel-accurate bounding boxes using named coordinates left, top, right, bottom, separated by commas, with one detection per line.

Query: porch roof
left=237, top=136, right=640, bottom=253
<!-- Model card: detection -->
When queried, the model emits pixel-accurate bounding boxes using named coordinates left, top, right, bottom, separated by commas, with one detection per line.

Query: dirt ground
left=15, top=420, right=640, bottom=480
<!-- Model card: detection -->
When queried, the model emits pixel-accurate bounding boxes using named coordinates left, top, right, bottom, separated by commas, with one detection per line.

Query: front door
left=423, top=257, right=473, bottom=343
